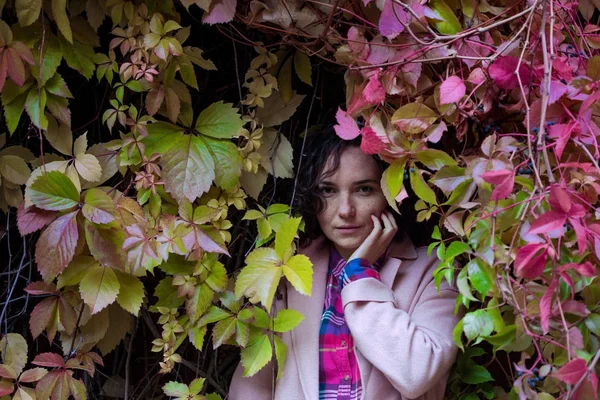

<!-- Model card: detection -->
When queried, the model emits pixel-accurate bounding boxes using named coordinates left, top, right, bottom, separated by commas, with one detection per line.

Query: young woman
left=229, top=128, right=461, bottom=400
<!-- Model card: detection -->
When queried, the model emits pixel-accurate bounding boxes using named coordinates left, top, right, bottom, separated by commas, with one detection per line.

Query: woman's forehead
left=320, top=147, right=382, bottom=182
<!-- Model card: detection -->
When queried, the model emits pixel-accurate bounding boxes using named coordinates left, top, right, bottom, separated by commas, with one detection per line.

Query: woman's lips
left=336, top=226, right=360, bottom=234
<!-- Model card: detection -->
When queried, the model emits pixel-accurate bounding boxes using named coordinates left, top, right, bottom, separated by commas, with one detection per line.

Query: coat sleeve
left=341, top=251, right=461, bottom=399
left=228, top=359, right=276, bottom=400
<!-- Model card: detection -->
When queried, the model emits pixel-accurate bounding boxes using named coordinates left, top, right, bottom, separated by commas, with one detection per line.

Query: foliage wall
left=1, top=0, right=600, bottom=398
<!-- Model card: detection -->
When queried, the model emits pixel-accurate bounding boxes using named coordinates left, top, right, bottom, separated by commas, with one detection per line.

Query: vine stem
left=567, top=349, right=600, bottom=399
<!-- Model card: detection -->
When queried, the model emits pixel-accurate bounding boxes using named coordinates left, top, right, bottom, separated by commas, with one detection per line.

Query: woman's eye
left=318, top=187, right=335, bottom=195
left=358, top=186, right=373, bottom=193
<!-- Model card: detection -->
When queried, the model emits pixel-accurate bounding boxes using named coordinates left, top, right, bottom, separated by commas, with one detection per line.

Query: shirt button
left=344, top=374, right=350, bottom=381
left=341, top=340, right=346, bottom=347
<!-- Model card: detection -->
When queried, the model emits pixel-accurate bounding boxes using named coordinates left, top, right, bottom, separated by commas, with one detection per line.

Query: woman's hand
left=348, top=210, right=398, bottom=265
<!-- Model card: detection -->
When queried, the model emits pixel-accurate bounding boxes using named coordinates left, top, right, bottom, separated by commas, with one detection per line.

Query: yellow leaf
left=75, top=153, right=102, bottom=182
left=278, top=56, right=293, bottom=104
left=0, top=155, right=30, bottom=185
left=0, top=333, right=28, bottom=376
left=293, top=51, right=312, bottom=86
left=52, top=0, right=73, bottom=43
left=16, top=0, right=42, bottom=27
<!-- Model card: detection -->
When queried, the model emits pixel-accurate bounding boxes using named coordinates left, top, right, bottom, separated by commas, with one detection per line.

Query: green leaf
left=189, top=325, right=207, bottom=351
left=186, top=283, right=214, bottom=323
left=241, top=334, right=272, bottom=377
left=115, top=271, right=144, bottom=316
left=31, top=36, right=63, bottom=86
left=255, top=91, right=305, bottom=128
left=273, top=335, right=287, bottom=380
left=213, top=316, right=236, bottom=348
left=467, top=259, right=493, bottom=297
left=273, top=309, right=304, bottom=333
left=0, top=155, right=30, bottom=184
left=58, top=36, right=95, bottom=79
left=463, top=310, right=494, bottom=341
left=29, top=170, right=80, bottom=211
left=293, top=51, right=312, bottom=86
left=428, top=0, right=462, bottom=34
left=430, top=165, right=466, bottom=194
left=189, top=377, right=205, bottom=395
left=57, top=256, right=98, bottom=289
left=282, top=254, right=313, bottom=296
left=235, top=247, right=282, bottom=311
left=162, top=381, right=189, bottom=397
left=25, top=87, right=48, bottom=129
left=2, top=90, right=28, bottom=134
left=275, top=217, right=301, bottom=260
left=453, top=319, right=464, bottom=350
left=82, top=189, right=116, bottom=224
left=391, top=103, right=438, bottom=134
left=161, top=134, right=215, bottom=203
left=260, top=129, right=294, bottom=178
left=461, top=365, right=494, bottom=384
left=16, top=0, right=42, bottom=26
left=197, top=306, right=232, bottom=327
left=52, top=0, right=72, bottom=43
left=206, top=261, right=228, bottom=292
left=278, top=56, right=293, bottom=103
left=203, top=137, right=242, bottom=191
left=144, top=121, right=184, bottom=156
left=457, top=267, right=478, bottom=303
left=152, top=277, right=185, bottom=310
left=416, top=149, right=456, bottom=170
left=79, top=263, right=120, bottom=314
left=445, top=241, right=470, bottom=259
left=195, top=101, right=244, bottom=139
left=409, top=166, right=437, bottom=205
left=385, top=158, right=407, bottom=198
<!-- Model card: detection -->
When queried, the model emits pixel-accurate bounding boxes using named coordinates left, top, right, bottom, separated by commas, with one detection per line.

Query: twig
left=124, top=317, right=138, bottom=400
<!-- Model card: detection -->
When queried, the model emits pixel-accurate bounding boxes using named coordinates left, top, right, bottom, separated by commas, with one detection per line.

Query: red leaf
left=362, top=75, right=385, bottom=105
left=5, top=48, right=25, bottom=87
left=334, top=107, right=360, bottom=140
left=439, top=76, right=466, bottom=105
left=482, top=169, right=514, bottom=200
left=560, top=261, right=595, bottom=277
left=548, top=122, right=576, bottom=159
left=360, top=126, right=386, bottom=154
left=30, top=297, right=58, bottom=340
left=196, top=228, right=229, bottom=255
left=549, top=79, right=568, bottom=104
left=549, top=185, right=572, bottom=214
left=0, top=53, right=7, bottom=92
left=378, top=0, right=407, bottom=39
left=569, top=218, right=588, bottom=255
left=24, top=281, right=57, bottom=295
left=528, top=210, right=566, bottom=235
left=488, top=56, right=530, bottom=90
left=514, top=243, right=548, bottom=278
left=540, top=278, right=557, bottom=334
left=32, top=353, right=66, bottom=368
left=554, top=358, right=587, bottom=385
left=561, top=300, right=591, bottom=317
left=35, top=211, right=80, bottom=283
left=481, top=169, right=511, bottom=185
left=17, top=202, right=59, bottom=236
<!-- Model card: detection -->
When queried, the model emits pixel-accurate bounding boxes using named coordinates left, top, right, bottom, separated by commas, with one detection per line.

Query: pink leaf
left=488, top=56, right=531, bottom=90
left=514, top=243, right=548, bottom=278
left=379, top=0, right=407, bottom=40
left=363, top=75, right=386, bottom=105
left=439, top=76, right=466, bottom=105
left=540, top=278, right=557, bottom=334
left=347, top=27, right=369, bottom=60
left=32, top=353, right=66, bottom=369
left=360, top=126, right=386, bottom=154
left=481, top=169, right=514, bottom=200
left=548, top=123, right=574, bottom=159
left=467, top=68, right=486, bottom=85
left=569, top=218, right=588, bottom=255
left=24, top=281, right=56, bottom=295
left=554, top=358, right=587, bottom=385
left=202, top=0, right=236, bottom=24
left=528, top=210, right=567, bottom=235
left=560, top=261, right=595, bottom=277
left=561, top=300, right=591, bottom=316
left=334, top=108, right=360, bottom=140
left=17, top=202, right=59, bottom=236
left=549, top=80, right=568, bottom=104
left=549, top=185, right=572, bottom=213
left=35, top=211, right=80, bottom=283
left=196, top=229, right=229, bottom=255
left=481, top=169, right=512, bottom=185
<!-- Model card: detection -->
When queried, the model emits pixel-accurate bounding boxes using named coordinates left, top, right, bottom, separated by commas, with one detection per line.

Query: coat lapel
left=288, top=237, right=329, bottom=399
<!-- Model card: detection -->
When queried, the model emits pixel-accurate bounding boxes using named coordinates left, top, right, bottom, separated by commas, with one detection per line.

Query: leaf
left=528, top=210, right=566, bottom=235
left=25, top=86, right=47, bottom=129
left=16, top=0, right=42, bottom=26
left=202, top=0, right=236, bottom=24
left=540, top=278, right=557, bottom=334
left=334, top=107, right=360, bottom=140
left=278, top=56, right=293, bottom=104
left=514, top=243, right=548, bottom=279
left=52, top=0, right=72, bottom=43
left=256, top=91, right=305, bottom=127
left=416, top=149, right=456, bottom=170
left=31, top=353, right=65, bottom=368
left=241, top=334, right=272, bottom=377
left=439, top=76, right=466, bottom=105
left=195, top=101, right=244, bottom=139
left=29, top=170, right=80, bottom=211
left=45, top=116, right=73, bottom=155
left=19, top=367, right=48, bottom=383
left=0, top=155, right=30, bottom=184
left=463, top=310, right=493, bottom=341
left=282, top=254, right=313, bottom=296
left=409, top=166, right=437, bottom=204
left=75, top=153, right=102, bottom=182
left=445, top=241, right=470, bottom=259
left=213, top=316, right=237, bottom=348
left=554, top=358, right=587, bottom=385
left=35, top=211, right=79, bottom=282
left=153, top=277, right=185, bottom=310
left=489, top=56, right=531, bottom=90
left=79, top=263, right=120, bottom=314
left=17, top=203, right=58, bottom=235
left=260, top=129, right=294, bottom=178
left=161, top=134, right=215, bottom=203
left=391, top=103, right=438, bottom=134
left=235, top=247, right=281, bottom=311
left=29, top=297, right=57, bottom=340
left=186, top=283, right=214, bottom=323
left=97, top=304, right=132, bottom=355
left=275, top=217, right=301, bottom=260
left=86, top=0, right=105, bottom=30
left=203, top=137, right=242, bottom=191
left=162, top=381, right=189, bottom=397
left=293, top=51, right=312, bottom=86
left=82, top=189, right=116, bottom=224
left=427, top=0, right=462, bottom=34
left=59, top=36, right=95, bottom=79
left=0, top=333, right=28, bottom=376
left=379, top=0, right=407, bottom=39
left=273, top=335, right=287, bottom=380
left=461, top=365, right=494, bottom=384
left=273, top=309, right=304, bottom=333
left=115, top=272, right=144, bottom=316
left=481, top=169, right=515, bottom=200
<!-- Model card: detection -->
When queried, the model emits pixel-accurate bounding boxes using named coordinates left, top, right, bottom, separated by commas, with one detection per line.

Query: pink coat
left=229, top=236, right=461, bottom=400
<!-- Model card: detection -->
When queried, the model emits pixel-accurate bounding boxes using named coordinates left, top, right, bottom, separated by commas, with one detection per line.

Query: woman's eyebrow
left=353, top=179, right=379, bottom=185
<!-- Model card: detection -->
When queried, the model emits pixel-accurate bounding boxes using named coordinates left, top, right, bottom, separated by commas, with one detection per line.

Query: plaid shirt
left=318, top=246, right=383, bottom=400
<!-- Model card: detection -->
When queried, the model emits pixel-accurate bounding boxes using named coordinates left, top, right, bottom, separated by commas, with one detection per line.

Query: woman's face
left=316, top=146, right=388, bottom=260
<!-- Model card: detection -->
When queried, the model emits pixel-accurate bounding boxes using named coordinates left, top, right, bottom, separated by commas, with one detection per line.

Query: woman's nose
left=338, top=195, right=355, bottom=218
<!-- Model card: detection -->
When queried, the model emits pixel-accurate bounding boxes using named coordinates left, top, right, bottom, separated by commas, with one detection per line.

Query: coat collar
left=287, top=235, right=417, bottom=398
